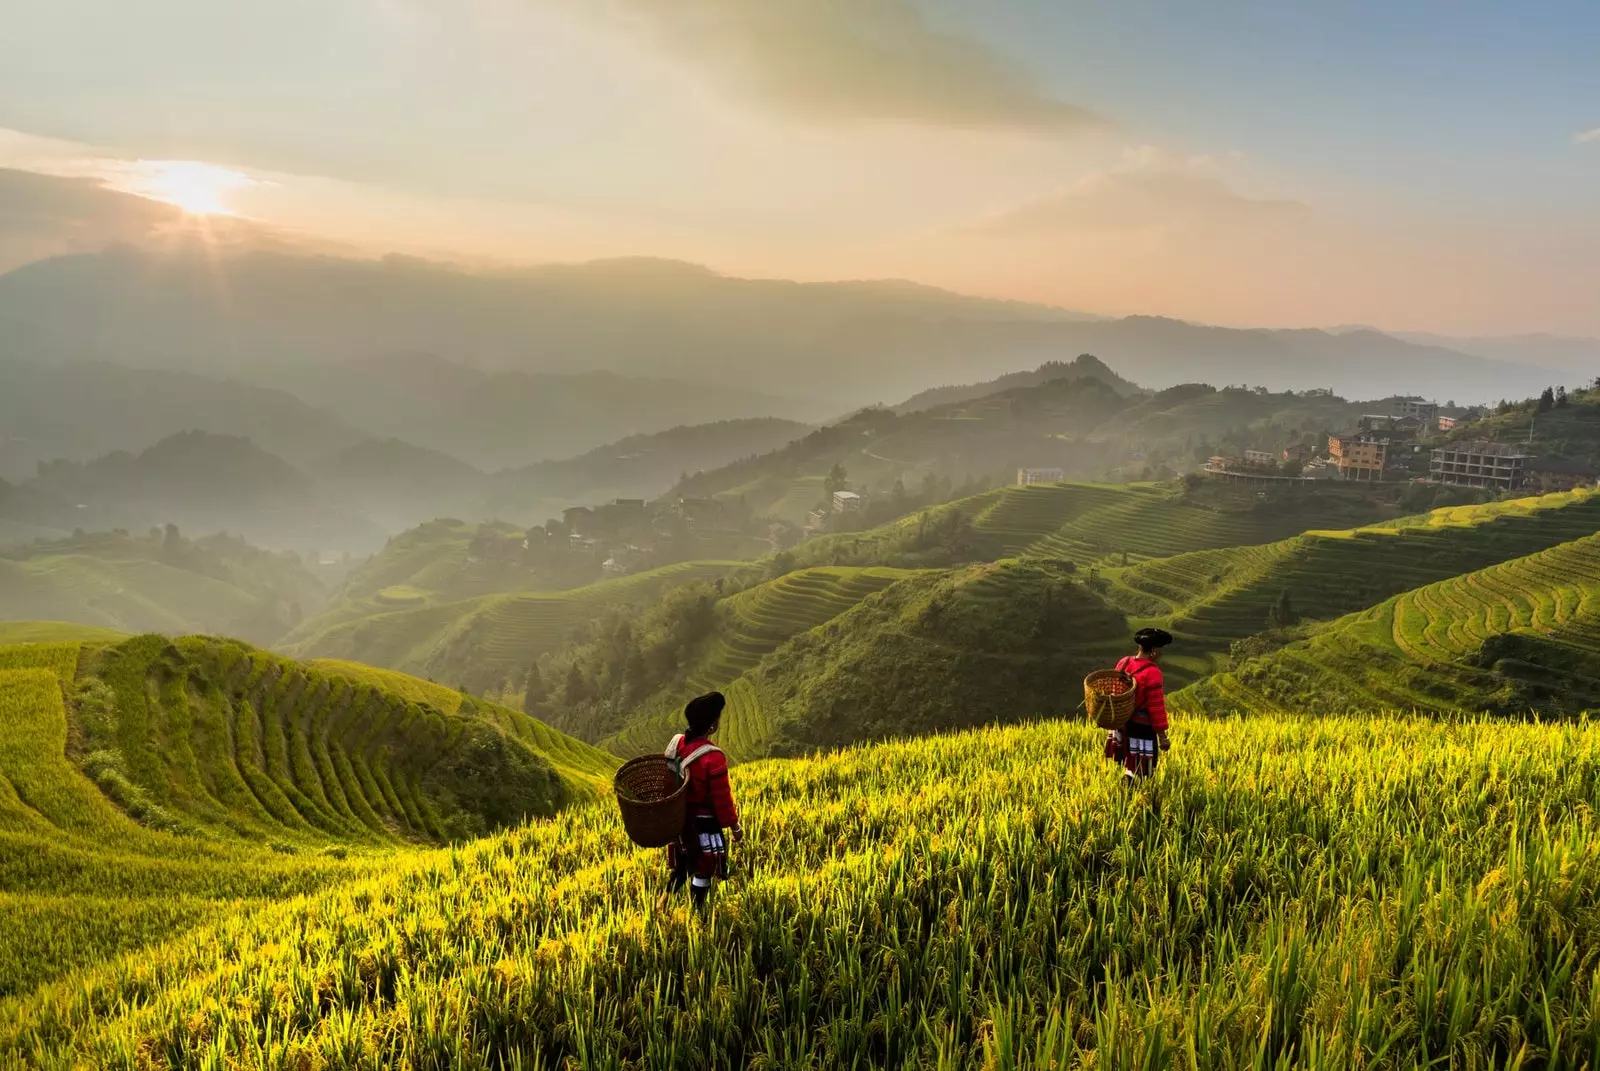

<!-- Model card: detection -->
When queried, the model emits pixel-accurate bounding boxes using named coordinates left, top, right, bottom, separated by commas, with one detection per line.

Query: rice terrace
left=4, top=3, right=1600, bottom=1066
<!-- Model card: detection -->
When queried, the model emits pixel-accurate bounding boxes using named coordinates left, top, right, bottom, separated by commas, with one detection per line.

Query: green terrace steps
left=970, top=481, right=1397, bottom=567
left=1175, top=529, right=1600, bottom=716
left=1110, top=488, right=1600, bottom=667
left=602, top=566, right=921, bottom=761
left=971, top=483, right=1132, bottom=556
left=3, top=634, right=615, bottom=849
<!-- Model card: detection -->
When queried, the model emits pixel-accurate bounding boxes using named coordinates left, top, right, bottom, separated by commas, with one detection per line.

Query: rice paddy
left=601, top=566, right=920, bottom=760
left=5, top=715, right=1599, bottom=1068
left=970, top=481, right=1394, bottom=566
left=1178, top=530, right=1600, bottom=716
left=1110, top=488, right=1600, bottom=670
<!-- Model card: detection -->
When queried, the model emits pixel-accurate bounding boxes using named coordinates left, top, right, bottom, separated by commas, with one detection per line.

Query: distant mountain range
left=0, top=352, right=806, bottom=478
left=0, top=245, right=1559, bottom=410
left=1329, top=325, right=1600, bottom=379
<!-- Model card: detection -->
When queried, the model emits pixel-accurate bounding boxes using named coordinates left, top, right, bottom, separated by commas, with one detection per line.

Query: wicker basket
left=1084, top=669, right=1137, bottom=731
left=614, top=755, right=689, bottom=848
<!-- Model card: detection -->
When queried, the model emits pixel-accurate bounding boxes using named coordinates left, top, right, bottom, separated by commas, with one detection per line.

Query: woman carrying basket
left=1105, top=628, right=1172, bottom=784
left=665, top=692, right=743, bottom=909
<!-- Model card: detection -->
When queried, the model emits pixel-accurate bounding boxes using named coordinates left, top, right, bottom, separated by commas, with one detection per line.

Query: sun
left=123, top=160, right=257, bottom=216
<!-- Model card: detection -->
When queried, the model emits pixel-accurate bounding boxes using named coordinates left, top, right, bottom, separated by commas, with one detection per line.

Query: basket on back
left=1084, top=669, right=1137, bottom=730
left=613, top=755, right=689, bottom=847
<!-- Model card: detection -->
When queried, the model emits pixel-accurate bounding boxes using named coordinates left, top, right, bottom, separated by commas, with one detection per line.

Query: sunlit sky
left=1, top=0, right=1596, bottom=335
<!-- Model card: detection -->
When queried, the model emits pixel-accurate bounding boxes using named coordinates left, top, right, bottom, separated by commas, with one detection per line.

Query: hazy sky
left=1, top=0, right=1596, bottom=335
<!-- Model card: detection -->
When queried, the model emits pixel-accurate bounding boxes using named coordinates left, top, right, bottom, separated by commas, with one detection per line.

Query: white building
left=1016, top=467, right=1065, bottom=486
left=1243, top=450, right=1276, bottom=466
left=832, top=490, right=864, bottom=513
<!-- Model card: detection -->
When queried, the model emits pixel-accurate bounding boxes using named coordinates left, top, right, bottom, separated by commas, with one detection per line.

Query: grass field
left=1177, top=530, right=1600, bottom=717
left=5, top=715, right=1599, bottom=1068
left=285, top=560, right=748, bottom=693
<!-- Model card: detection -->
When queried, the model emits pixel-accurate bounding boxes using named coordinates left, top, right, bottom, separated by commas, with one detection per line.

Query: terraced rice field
left=971, top=482, right=1133, bottom=555
left=1177, top=532, right=1600, bottom=716
left=604, top=566, right=921, bottom=760
left=970, top=482, right=1395, bottom=568
left=1029, top=489, right=1389, bottom=565
left=10, top=716, right=1600, bottom=1068
left=1110, top=489, right=1600, bottom=666
left=0, top=641, right=366, bottom=996
left=286, top=560, right=746, bottom=690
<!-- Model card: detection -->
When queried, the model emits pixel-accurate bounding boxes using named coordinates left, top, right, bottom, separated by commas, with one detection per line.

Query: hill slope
left=5, top=715, right=1597, bottom=1067
left=0, top=632, right=612, bottom=996
left=24, top=431, right=384, bottom=553
left=1176, top=532, right=1600, bottom=716
left=0, top=528, right=325, bottom=645
left=283, top=559, right=750, bottom=693
left=597, top=559, right=1129, bottom=762
left=0, top=355, right=363, bottom=482
left=672, top=380, right=1370, bottom=521
left=1104, top=488, right=1600, bottom=668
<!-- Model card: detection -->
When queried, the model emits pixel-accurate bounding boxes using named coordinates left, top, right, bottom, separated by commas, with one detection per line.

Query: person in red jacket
left=664, top=691, right=743, bottom=909
left=1105, top=628, right=1173, bottom=784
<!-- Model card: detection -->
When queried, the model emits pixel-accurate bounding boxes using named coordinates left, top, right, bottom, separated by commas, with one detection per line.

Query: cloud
left=970, top=147, right=1308, bottom=237
left=1577, top=128, right=1600, bottom=144
left=587, top=0, right=1096, bottom=130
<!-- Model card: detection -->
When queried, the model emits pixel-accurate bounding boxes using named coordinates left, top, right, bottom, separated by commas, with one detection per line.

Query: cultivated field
left=1109, top=488, right=1600, bottom=669
left=4, top=716, right=1597, bottom=1068
left=1179, top=531, right=1600, bottom=716
left=602, top=566, right=921, bottom=760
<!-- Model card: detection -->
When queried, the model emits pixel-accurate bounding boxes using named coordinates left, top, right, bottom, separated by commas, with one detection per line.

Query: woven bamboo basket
left=614, top=755, right=689, bottom=848
left=1084, top=669, right=1137, bottom=731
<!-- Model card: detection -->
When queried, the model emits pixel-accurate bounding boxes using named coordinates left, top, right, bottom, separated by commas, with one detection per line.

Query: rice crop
left=5, top=714, right=1599, bottom=1069
left=1179, top=530, right=1600, bottom=717
left=1110, top=488, right=1600, bottom=669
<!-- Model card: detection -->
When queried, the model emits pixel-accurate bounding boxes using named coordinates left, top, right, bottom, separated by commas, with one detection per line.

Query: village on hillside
left=1199, top=388, right=1600, bottom=493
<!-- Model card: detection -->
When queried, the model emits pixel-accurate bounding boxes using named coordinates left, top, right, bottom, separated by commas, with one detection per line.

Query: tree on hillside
left=564, top=664, right=589, bottom=706
left=824, top=463, right=849, bottom=497
left=1268, top=589, right=1299, bottom=629
left=1556, top=385, right=1569, bottom=408
left=523, top=663, right=547, bottom=715
left=1539, top=387, right=1555, bottom=413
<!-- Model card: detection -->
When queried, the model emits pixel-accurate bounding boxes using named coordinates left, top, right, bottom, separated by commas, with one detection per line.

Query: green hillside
left=749, top=559, right=1129, bottom=757
left=1107, top=488, right=1600, bottom=670
left=0, top=632, right=611, bottom=998
left=595, top=566, right=923, bottom=758
left=285, top=559, right=750, bottom=693
left=283, top=519, right=543, bottom=637
left=0, top=529, right=325, bottom=645
left=7, top=715, right=1599, bottom=1067
left=671, top=378, right=1371, bottom=521
left=1177, top=532, right=1600, bottom=716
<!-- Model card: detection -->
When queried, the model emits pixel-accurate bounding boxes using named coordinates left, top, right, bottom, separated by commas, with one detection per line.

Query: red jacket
left=666, top=734, right=739, bottom=829
left=1116, top=655, right=1168, bottom=731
